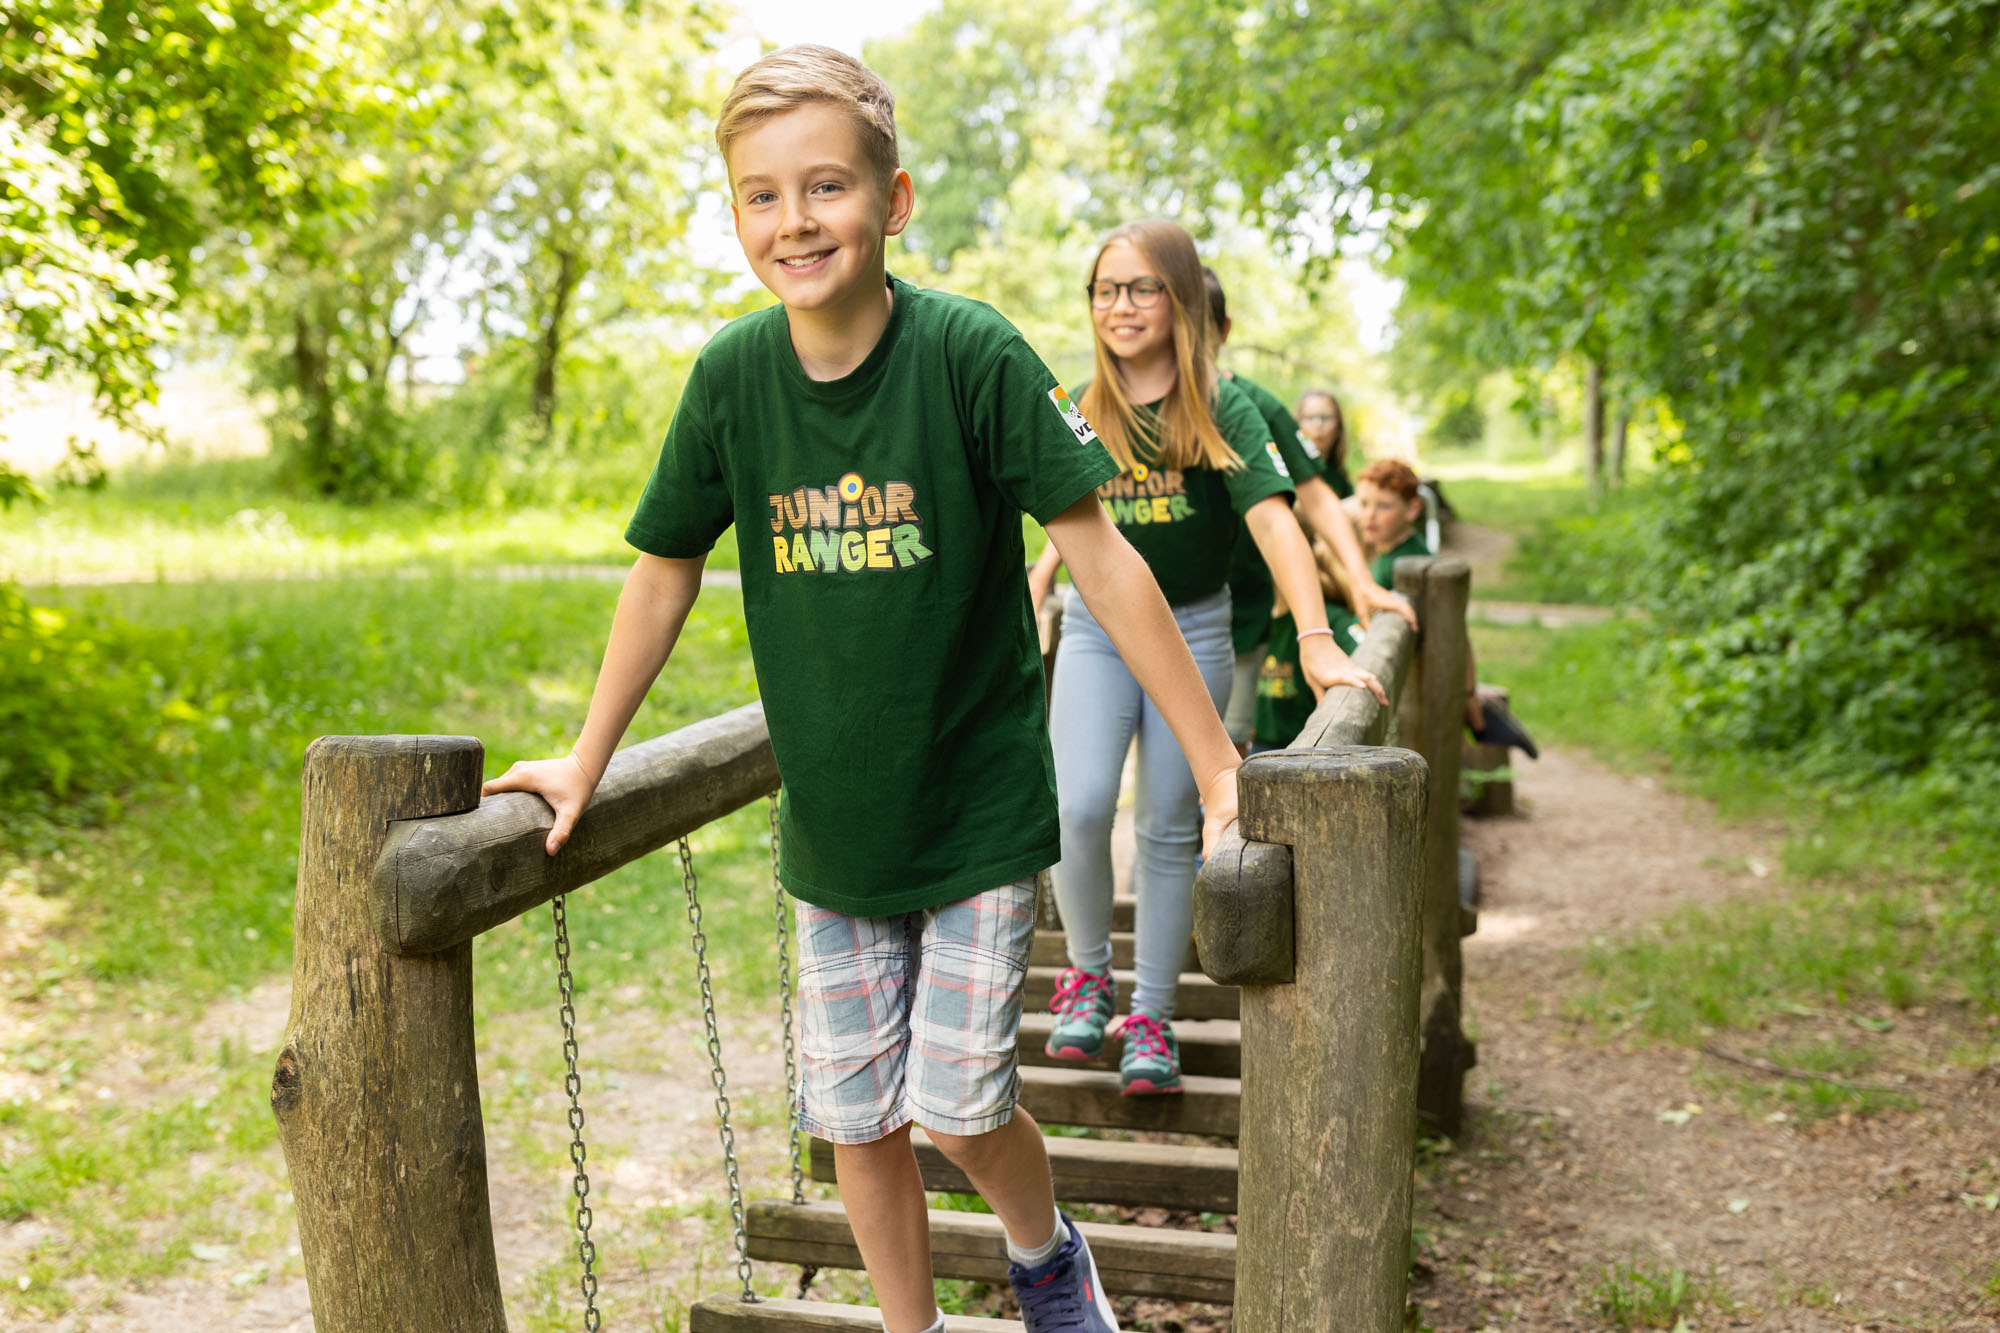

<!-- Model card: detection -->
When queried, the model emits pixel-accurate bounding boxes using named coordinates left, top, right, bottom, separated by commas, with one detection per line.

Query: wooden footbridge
left=269, top=558, right=1474, bottom=1331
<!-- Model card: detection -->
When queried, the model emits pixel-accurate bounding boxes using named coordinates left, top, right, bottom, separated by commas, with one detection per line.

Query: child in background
left=483, top=48, right=1248, bottom=1333
left=1295, top=387, right=1355, bottom=498
left=1202, top=268, right=1411, bottom=753
left=1251, top=535, right=1365, bottom=751
left=1355, top=457, right=1433, bottom=585
left=1029, top=220, right=1384, bottom=1098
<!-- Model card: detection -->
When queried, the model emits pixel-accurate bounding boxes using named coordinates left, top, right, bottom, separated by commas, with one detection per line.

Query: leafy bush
left=0, top=584, right=193, bottom=836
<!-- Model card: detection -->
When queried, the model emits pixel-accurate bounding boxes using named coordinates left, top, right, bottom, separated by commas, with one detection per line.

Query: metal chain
left=768, top=793, right=819, bottom=1301
left=679, top=836, right=758, bottom=1304
left=768, top=794, right=805, bottom=1205
left=551, top=893, right=602, bottom=1332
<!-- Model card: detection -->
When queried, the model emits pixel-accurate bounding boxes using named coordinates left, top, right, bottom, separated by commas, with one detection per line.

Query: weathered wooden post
left=1215, top=747, right=1429, bottom=1332
left=1395, top=555, right=1476, bottom=1136
left=271, top=735, right=505, bottom=1333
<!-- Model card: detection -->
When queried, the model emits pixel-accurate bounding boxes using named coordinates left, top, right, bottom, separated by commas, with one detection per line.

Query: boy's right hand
left=482, top=753, right=600, bottom=856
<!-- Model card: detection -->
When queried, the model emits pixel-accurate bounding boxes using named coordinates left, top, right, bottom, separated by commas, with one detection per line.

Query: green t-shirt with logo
left=1223, top=373, right=1327, bottom=653
left=1252, top=604, right=1365, bottom=747
left=625, top=276, right=1120, bottom=916
left=1371, top=528, right=1433, bottom=589
left=1091, top=376, right=1295, bottom=608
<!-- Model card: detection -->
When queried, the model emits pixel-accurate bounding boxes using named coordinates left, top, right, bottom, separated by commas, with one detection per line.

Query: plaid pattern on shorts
left=794, top=878, right=1039, bottom=1144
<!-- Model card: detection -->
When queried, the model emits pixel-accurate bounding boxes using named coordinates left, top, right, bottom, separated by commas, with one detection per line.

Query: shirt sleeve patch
left=1049, top=385, right=1099, bottom=445
left=1296, top=428, right=1322, bottom=460
left=1264, top=440, right=1291, bottom=478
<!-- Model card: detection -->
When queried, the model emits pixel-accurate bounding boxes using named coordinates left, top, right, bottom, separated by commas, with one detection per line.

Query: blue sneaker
left=1008, top=1211, right=1120, bottom=1331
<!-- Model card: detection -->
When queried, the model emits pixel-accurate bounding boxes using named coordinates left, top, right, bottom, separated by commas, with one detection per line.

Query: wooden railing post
left=1229, top=747, right=1428, bottom=1332
left=1395, top=555, right=1476, bottom=1136
left=271, top=735, right=503, bottom=1333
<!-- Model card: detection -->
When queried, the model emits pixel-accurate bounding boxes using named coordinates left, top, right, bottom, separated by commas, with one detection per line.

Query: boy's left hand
left=1301, top=636, right=1388, bottom=705
left=1198, top=764, right=1240, bottom=861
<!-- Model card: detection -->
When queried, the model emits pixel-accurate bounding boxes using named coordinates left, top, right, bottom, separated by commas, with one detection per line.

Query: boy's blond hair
left=716, top=45, right=900, bottom=187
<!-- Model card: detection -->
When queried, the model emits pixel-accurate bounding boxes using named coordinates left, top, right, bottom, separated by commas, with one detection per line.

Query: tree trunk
left=292, top=309, right=336, bottom=493
left=1584, top=359, right=1605, bottom=503
left=1609, top=410, right=1630, bottom=488
left=532, top=248, right=579, bottom=439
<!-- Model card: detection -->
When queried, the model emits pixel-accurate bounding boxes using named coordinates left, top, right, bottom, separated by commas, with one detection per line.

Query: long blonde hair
left=1079, top=220, right=1244, bottom=474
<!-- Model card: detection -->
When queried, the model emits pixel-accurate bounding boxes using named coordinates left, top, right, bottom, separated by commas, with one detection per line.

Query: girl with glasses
left=1027, top=219, right=1385, bottom=1095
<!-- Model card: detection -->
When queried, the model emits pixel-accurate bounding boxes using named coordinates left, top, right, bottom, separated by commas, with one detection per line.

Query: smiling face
left=1298, top=392, right=1342, bottom=453
left=728, top=103, right=912, bottom=315
left=1356, top=478, right=1423, bottom=550
left=1089, top=239, right=1176, bottom=368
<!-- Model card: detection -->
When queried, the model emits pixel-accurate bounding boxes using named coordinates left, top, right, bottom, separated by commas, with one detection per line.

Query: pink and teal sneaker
left=1044, top=967, right=1116, bottom=1061
left=1115, top=1012, right=1182, bottom=1095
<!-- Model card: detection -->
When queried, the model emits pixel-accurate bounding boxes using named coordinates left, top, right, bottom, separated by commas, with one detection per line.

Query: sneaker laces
left=1116, top=1011, right=1170, bottom=1061
left=1050, top=967, right=1110, bottom=1019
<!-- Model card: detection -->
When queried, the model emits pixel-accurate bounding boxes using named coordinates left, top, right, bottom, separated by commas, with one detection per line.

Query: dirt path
left=1424, top=748, right=2000, bottom=1331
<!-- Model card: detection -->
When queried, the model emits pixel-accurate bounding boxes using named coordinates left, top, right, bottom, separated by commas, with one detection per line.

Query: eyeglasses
left=1300, top=413, right=1337, bottom=424
left=1086, top=278, right=1167, bottom=309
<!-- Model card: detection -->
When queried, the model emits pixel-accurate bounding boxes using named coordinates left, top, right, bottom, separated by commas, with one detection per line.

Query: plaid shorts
left=794, top=878, right=1038, bottom=1144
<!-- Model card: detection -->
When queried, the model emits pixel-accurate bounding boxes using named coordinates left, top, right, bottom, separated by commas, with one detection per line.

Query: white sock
left=884, top=1312, right=946, bottom=1333
left=1005, top=1212, right=1067, bottom=1267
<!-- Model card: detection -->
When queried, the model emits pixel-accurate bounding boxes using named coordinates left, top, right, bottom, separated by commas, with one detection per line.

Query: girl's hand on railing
left=1198, top=764, right=1240, bottom=861
left=481, top=752, right=599, bottom=856
left=1300, top=636, right=1388, bottom=706
left=1356, top=583, right=1418, bottom=632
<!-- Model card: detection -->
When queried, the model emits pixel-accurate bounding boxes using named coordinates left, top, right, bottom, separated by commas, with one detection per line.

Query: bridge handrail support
left=1192, top=553, right=1471, bottom=1332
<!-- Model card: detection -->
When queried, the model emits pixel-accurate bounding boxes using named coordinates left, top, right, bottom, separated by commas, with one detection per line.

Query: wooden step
left=1023, top=968, right=1237, bottom=1021
left=1028, top=929, right=1195, bottom=972
left=1018, top=1065, right=1239, bottom=1137
left=1016, top=1014, right=1241, bottom=1078
left=744, top=1199, right=1236, bottom=1304
left=691, top=1295, right=1018, bottom=1331
left=1111, top=895, right=1135, bottom=930
left=808, top=1130, right=1239, bottom=1213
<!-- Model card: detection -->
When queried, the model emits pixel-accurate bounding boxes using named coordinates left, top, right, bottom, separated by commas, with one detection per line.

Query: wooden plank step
left=1028, top=930, right=1195, bottom=972
left=1016, top=1014, right=1241, bottom=1078
left=808, top=1130, right=1238, bottom=1213
left=691, top=1295, right=1019, bottom=1331
left=1111, top=895, right=1135, bottom=930
left=1023, top=968, right=1237, bottom=1021
left=1018, top=1065, right=1239, bottom=1137
left=744, top=1199, right=1236, bottom=1304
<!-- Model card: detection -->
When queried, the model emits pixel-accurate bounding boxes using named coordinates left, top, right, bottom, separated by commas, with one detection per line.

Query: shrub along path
left=1414, top=747, right=2000, bottom=1331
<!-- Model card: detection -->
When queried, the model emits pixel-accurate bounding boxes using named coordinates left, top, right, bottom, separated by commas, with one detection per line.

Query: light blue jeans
left=1048, top=585, right=1235, bottom=1020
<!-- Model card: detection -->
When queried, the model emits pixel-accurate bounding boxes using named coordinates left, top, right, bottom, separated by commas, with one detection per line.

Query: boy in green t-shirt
left=482, top=45, right=1240, bottom=1333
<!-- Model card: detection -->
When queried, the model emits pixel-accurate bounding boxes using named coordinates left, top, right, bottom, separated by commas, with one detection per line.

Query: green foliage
left=0, top=584, right=191, bottom=836
left=1587, top=1259, right=1702, bottom=1328
left=1130, top=0, right=2000, bottom=795
left=866, top=0, right=1098, bottom=269
left=1, top=0, right=359, bottom=425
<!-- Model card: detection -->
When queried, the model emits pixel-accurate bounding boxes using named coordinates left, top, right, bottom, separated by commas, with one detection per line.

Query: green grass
left=0, top=570, right=793, bottom=1321
left=1474, top=617, right=2000, bottom=1115
left=0, top=454, right=742, bottom=582
left=1587, top=1259, right=1712, bottom=1328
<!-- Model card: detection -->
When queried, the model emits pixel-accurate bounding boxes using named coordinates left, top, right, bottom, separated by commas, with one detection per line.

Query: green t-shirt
left=1252, top=605, right=1365, bottom=746
left=1224, top=373, right=1326, bottom=653
left=625, top=276, right=1120, bottom=916
left=1370, top=528, right=1433, bottom=588
left=1092, top=376, right=1295, bottom=608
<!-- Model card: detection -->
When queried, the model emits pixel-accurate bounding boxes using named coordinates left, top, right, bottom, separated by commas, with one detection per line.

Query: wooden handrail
left=372, top=703, right=778, bottom=956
